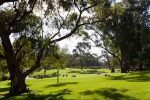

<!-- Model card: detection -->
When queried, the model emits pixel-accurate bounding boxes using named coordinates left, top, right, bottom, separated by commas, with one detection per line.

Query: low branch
left=50, top=1, right=100, bottom=44
left=50, top=8, right=82, bottom=43
left=101, top=46, right=121, bottom=63
left=51, top=18, right=103, bottom=44
left=24, top=48, right=44, bottom=77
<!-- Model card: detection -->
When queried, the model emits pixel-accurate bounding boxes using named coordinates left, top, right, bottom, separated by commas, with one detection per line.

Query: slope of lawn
left=0, top=68, right=150, bottom=100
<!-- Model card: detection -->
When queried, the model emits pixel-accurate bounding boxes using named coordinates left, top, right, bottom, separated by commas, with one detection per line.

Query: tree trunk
left=120, top=49, right=130, bottom=73
left=80, top=57, right=83, bottom=70
left=139, top=61, right=143, bottom=71
left=44, top=67, right=46, bottom=77
left=111, top=67, right=115, bottom=73
left=1, top=34, right=27, bottom=95
left=121, top=62, right=129, bottom=73
left=57, top=67, right=59, bottom=84
left=121, top=66, right=127, bottom=73
left=137, top=32, right=143, bottom=71
left=105, top=52, right=112, bottom=70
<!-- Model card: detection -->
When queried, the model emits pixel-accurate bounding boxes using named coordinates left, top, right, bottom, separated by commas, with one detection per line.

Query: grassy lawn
left=0, top=68, right=150, bottom=100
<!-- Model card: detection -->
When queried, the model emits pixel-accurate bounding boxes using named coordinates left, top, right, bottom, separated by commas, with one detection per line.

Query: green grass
left=0, top=68, right=150, bottom=100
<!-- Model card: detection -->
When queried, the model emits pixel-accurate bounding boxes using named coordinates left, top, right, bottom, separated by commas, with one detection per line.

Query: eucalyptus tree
left=82, top=27, right=121, bottom=72
left=0, top=0, right=106, bottom=95
left=73, top=41, right=91, bottom=70
left=41, top=44, right=67, bottom=83
left=94, top=0, right=150, bottom=72
left=50, top=47, right=67, bottom=84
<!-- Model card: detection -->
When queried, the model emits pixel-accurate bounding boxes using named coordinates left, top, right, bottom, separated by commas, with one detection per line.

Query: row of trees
left=82, top=0, right=150, bottom=73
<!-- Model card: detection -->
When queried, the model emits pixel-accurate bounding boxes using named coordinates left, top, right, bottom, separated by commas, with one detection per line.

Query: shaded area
left=30, top=72, right=58, bottom=79
left=68, top=70, right=81, bottom=74
left=80, top=88, right=138, bottom=100
left=80, top=70, right=99, bottom=74
left=109, top=71, right=150, bottom=82
left=68, top=69, right=107, bottom=74
left=0, top=83, right=32, bottom=96
left=0, top=87, right=9, bottom=93
left=45, top=82, right=78, bottom=88
left=0, top=89, right=72, bottom=100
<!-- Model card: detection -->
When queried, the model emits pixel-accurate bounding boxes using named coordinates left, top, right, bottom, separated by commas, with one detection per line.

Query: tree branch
left=101, top=46, right=121, bottom=63
left=6, top=0, right=37, bottom=35
left=50, top=10, right=71, bottom=40
left=15, top=23, right=42, bottom=57
left=23, top=45, right=44, bottom=77
left=0, top=0, right=18, bottom=6
left=50, top=2, right=101, bottom=44
left=50, top=7, right=82, bottom=43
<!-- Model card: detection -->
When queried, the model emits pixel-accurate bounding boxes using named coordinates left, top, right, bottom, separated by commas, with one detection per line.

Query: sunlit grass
left=0, top=68, right=150, bottom=100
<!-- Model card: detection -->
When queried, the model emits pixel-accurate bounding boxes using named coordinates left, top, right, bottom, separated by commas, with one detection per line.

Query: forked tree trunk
left=1, top=34, right=27, bottom=95
left=9, top=74, right=27, bottom=95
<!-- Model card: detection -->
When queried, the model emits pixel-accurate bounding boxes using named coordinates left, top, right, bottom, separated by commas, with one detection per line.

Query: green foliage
left=59, top=0, right=73, bottom=11
left=0, top=9, right=14, bottom=31
left=0, top=9, right=40, bottom=33
left=95, top=0, right=150, bottom=71
left=68, top=13, right=78, bottom=22
left=41, top=44, right=67, bottom=70
left=12, top=14, right=40, bottom=33
left=13, top=36, right=35, bottom=70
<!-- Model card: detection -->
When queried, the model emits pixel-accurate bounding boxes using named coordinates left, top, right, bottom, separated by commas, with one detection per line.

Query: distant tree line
left=66, top=53, right=102, bottom=69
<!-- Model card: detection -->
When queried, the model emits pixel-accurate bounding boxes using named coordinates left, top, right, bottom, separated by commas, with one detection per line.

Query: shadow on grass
left=0, top=87, right=9, bottom=93
left=109, top=71, right=150, bottom=82
left=0, top=84, right=31, bottom=96
left=68, top=70, right=81, bottom=74
left=0, top=89, right=72, bottom=100
left=45, top=82, right=78, bottom=88
left=80, top=88, right=138, bottom=100
left=31, top=72, right=58, bottom=79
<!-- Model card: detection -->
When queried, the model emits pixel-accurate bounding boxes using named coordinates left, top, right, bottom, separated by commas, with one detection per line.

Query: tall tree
left=0, top=0, right=104, bottom=95
left=95, top=0, right=150, bottom=72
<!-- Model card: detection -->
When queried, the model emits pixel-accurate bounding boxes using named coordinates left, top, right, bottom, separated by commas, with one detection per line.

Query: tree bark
left=1, top=33, right=27, bottom=95
left=139, top=61, right=143, bottom=71
left=44, top=68, right=46, bottom=77
left=57, top=66, right=59, bottom=84
left=121, top=61, right=129, bottom=73
left=105, top=52, right=111, bottom=70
